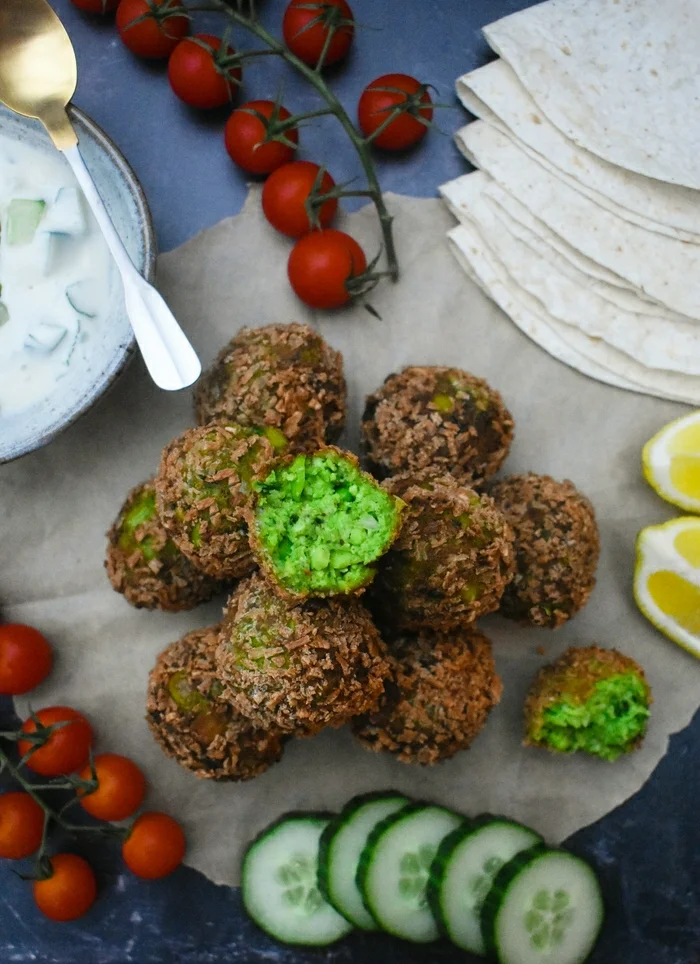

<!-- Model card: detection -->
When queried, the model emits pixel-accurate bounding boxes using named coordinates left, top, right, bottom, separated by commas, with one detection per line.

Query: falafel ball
left=156, top=423, right=277, bottom=581
left=216, top=573, right=390, bottom=735
left=194, top=323, right=346, bottom=447
left=370, top=472, right=514, bottom=631
left=524, top=645, right=651, bottom=762
left=487, top=474, right=600, bottom=629
left=361, top=366, right=514, bottom=482
left=105, top=481, right=224, bottom=611
left=147, top=626, right=286, bottom=780
left=352, top=628, right=502, bottom=765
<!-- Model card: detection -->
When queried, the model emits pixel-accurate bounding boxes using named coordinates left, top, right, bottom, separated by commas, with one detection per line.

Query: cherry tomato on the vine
left=282, top=0, right=354, bottom=68
left=116, top=0, right=189, bottom=60
left=71, top=0, right=120, bottom=12
left=33, top=854, right=97, bottom=922
left=288, top=228, right=367, bottom=309
left=168, top=34, right=241, bottom=110
left=78, top=753, right=146, bottom=822
left=122, top=811, right=186, bottom=879
left=262, top=161, right=337, bottom=238
left=18, top=706, right=94, bottom=777
left=225, top=100, right=299, bottom=176
left=358, top=73, right=433, bottom=150
left=0, top=792, right=45, bottom=859
left=0, top=623, right=52, bottom=696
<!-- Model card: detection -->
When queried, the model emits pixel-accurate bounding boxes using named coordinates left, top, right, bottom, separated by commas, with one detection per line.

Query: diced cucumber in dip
left=42, top=186, right=86, bottom=236
left=6, top=198, right=46, bottom=246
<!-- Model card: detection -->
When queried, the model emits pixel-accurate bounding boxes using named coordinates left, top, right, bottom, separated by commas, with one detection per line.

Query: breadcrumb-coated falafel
left=352, top=628, right=502, bottom=765
left=361, top=366, right=514, bottom=482
left=488, top=474, right=600, bottom=629
left=194, top=323, right=346, bottom=447
left=216, top=573, right=390, bottom=735
left=146, top=626, right=286, bottom=780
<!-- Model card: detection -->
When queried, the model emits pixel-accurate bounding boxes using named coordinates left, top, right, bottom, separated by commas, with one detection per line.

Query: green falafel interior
left=253, top=450, right=402, bottom=596
left=118, top=485, right=176, bottom=563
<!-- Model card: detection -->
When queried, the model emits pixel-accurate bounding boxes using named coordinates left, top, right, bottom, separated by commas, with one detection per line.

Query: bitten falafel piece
left=146, top=626, right=286, bottom=780
left=370, top=472, right=514, bottom=631
left=487, top=474, right=600, bottom=629
left=361, top=366, right=514, bottom=483
left=105, top=481, right=224, bottom=611
left=216, top=573, right=390, bottom=735
left=194, top=323, right=346, bottom=447
left=249, top=448, right=404, bottom=600
left=352, top=628, right=502, bottom=765
left=156, top=423, right=277, bottom=581
left=524, top=645, right=651, bottom=762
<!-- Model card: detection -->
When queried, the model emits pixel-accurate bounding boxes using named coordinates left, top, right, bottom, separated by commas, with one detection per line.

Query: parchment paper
left=2, top=189, right=699, bottom=888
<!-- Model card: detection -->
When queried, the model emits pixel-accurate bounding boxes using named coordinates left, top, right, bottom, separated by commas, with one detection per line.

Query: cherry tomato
left=78, top=753, right=146, bottom=822
left=33, top=854, right=97, bottom=922
left=18, top=707, right=94, bottom=777
left=0, top=792, right=44, bottom=859
left=0, top=623, right=52, bottom=696
left=358, top=73, right=433, bottom=150
left=168, top=34, right=241, bottom=110
left=288, top=228, right=367, bottom=309
left=71, top=0, right=119, bottom=12
left=116, top=0, right=189, bottom=60
left=122, top=811, right=186, bottom=879
left=282, top=0, right=354, bottom=68
left=262, top=161, right=337, bottom=238
left=224, top=100, right=299, bottom=176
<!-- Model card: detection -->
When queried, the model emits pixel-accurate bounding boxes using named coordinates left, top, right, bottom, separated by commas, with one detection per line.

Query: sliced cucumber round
left=318, top=791, right=411, bottom=930
left=428, top=816, right=543, bottom=955
left=482, top=845, right=604, bottom=964
left=357, top=802, right=463, bottom=943
left=241, top=813, right=354, bottom=947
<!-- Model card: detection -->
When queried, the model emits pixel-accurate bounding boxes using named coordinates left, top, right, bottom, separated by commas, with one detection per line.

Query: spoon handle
left=61, top=145, right=201, bottom=391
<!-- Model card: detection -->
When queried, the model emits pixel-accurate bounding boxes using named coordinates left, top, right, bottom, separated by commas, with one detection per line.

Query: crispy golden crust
left=193, top=323, right=346, bottom=447
left=352, top=628, right=502, bottom=765
left=215, top=573, right=390, bottom=735
left=105, top=481, right=224, bottom=611
left=369, top=472, right=514, bottom=631
left=361, top=366, right=514, bottom=483
left=487, top=474, right=600, bottom=629
left=146, top=627, right=285, bottom=781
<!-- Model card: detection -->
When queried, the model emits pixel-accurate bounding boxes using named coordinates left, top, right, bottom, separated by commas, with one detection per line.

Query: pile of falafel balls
left=105, top=322, right=651, bottom=782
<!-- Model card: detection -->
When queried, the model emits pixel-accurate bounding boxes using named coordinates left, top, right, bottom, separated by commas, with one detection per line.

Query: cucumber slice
left=24, top=323, right=68, bottom=354
left=357, top=802, right=463, bottom=943
left=428, top=816, right=543, bottom=955
left=241, top=813, right=353, bottom=947
left=0, top=303, right=9, bottom=327
left=42, top=187, right=86, bottom=236
left=6, top=199, right=46, bottom=245
left=482, top=846, right=604, bottom=964
left=66, top=280, right=99, bottom=318
left=318, top=791, right=411, bottom=930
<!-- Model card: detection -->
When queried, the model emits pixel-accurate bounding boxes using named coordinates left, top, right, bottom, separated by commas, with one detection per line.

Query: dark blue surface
left=2, top=0, right=699, bottom=959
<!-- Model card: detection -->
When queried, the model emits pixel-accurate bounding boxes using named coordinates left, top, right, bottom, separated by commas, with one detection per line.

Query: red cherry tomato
left=78, top=753, right=146, bottom=822
left=225, top=100, right=299, bottom=176
left=288, top=229, right=367, bottom=309
left=358, top=73, right=433, bottom=150
left=0, top=623, right=52, bottom=695
left=71, top=0, right=119, bottom=12
left=282, top=0, right=354, bottom=68
left=262, top=161, right=337, bottom=237
left=116, top=0, right=189, bottom=60
left=0, top=792, right=45, bottom=859
left=33, top=854, right=97, bottom=922
left=168, top=34, right=241, bottom=110
left=18, top=707, right=94, bottom=777
left=122, top=811, right=186, bottom=879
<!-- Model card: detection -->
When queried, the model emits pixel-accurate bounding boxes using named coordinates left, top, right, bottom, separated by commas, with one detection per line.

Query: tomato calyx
left=185, top=34, right=244, bottom=88
left=238, top=99, right=300, bottom=151
left=122, top=0, right=190, bottom=35
left=362, top=82, right=436, bottom=144
left=286, top=2, right=355, bottom=69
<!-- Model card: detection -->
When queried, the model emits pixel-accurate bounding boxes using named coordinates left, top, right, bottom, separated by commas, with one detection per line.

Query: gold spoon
left=0, top=0, right=201, bottom=391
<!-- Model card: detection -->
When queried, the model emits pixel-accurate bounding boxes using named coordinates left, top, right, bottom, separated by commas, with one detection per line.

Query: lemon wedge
left=634, top=517, right=700, bottom=658
left=642, top=411, right=700, bottom=513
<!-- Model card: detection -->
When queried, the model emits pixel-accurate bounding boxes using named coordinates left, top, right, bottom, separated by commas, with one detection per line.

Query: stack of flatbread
left=440, top=0, right=700, bottom=404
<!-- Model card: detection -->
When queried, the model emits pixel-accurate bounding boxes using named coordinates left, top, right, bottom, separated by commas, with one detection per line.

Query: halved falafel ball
left=105, top=481, right=224, bottom=611
left=156, top=423, right=277, bottom=581
left=249, top=448, right=403, bottom=600
left=370, top=472, right=514, bottom=631
left=216, top=573, right=390, bottom=735
left=524, top=645, right=651, bottom=762
left=194, top=323, right=346, bottom=447
left=147, top=626, right=285, bottom=780
left=487, top=474, right=600, bottom=629
left=361, top=366, right=514, bottom=482
left=352, top=628, right=502, bottom=765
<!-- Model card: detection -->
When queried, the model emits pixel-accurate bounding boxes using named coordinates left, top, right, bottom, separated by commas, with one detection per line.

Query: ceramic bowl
left=0, top=104, right=156, bottom=464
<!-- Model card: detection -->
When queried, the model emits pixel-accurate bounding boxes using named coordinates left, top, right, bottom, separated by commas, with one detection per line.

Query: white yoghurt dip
left=0, top=131, right=112, bottom=418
